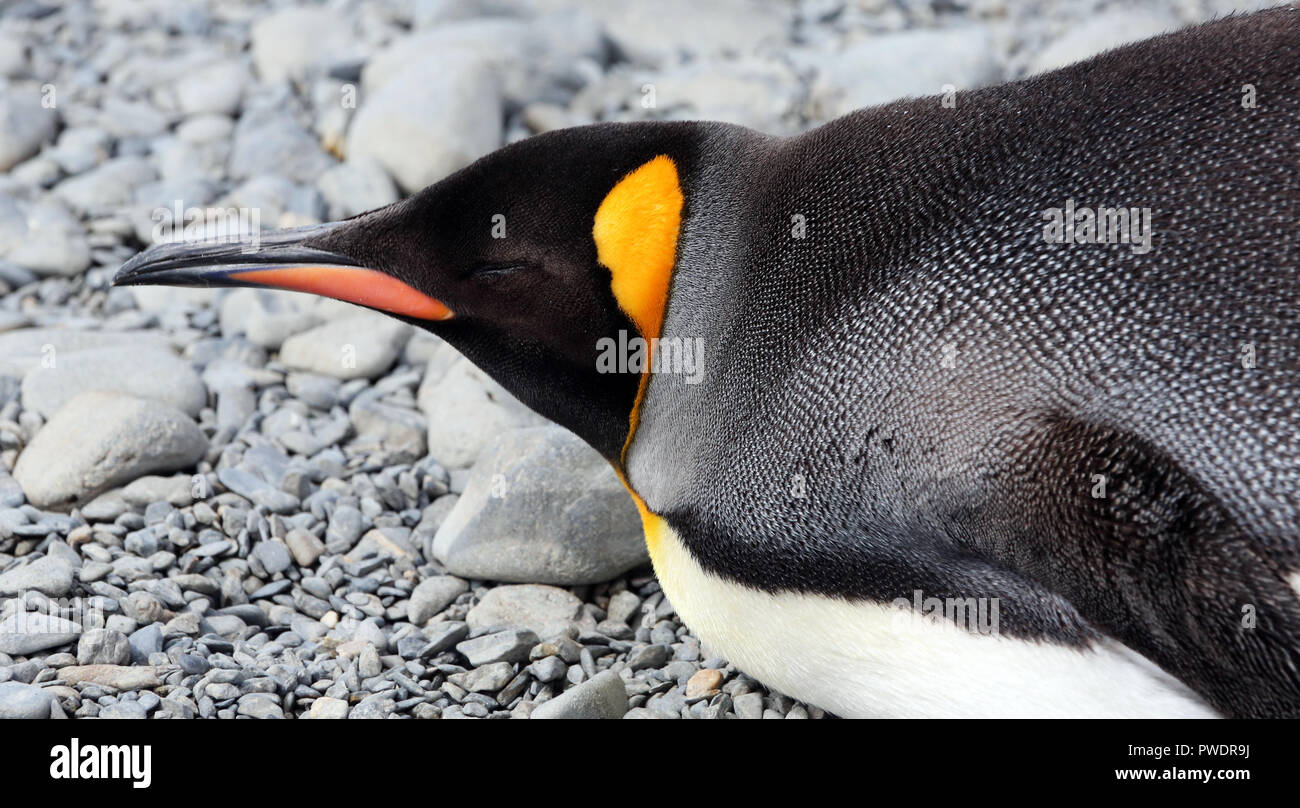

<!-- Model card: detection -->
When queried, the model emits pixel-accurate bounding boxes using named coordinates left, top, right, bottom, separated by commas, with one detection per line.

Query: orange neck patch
left=593, top=156, right=685, bottom=552
left=592, top=155, right=683, bottom=342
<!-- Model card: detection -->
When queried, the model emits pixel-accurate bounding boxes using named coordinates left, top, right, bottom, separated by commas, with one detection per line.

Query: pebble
left=237, top=694, right=284, bottom=719
left=686, top=668, right=724, bottom=698
left=309, top=695, right=349, bottom=719
left=466, top=585, right=582, bottom=638
left=733, top=692, right=765, bottom=720
left=407, top=575, right=468, bottom=626
left=530, top=670, right=629, bottom=720
left=57, top=665, right=161, bottom=690
left=217, top=468, right=299, bottom=514
left=448, top=661, right=514, bottom=693
left=455, top=628, right=538, bottom=666
left=0, top=555, right=74, bottom=597
left=76, top=628, right=130, bottom=666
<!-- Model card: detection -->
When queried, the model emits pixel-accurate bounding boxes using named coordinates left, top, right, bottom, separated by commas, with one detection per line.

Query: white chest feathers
left=645, top=518, right=1220, bottom=718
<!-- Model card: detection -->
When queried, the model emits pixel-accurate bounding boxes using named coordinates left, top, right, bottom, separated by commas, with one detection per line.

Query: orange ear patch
left=592, top=155, right=684, bottom=341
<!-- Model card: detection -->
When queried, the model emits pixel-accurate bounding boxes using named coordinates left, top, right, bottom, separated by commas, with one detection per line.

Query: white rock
left=219, top=288, right=322, bottom=349
left=21, top=346, right=207, bottom=418
left=128, top=286, right=222, bottom=313
left=0, top=195, right=90, bottom=277
left=809, top=26, right=1002, bottom=116
left=0, top=32, right=26, bottom=79
left=417, top=343, right=547, bottom=469
left=251, top=8, right=365, bottom=83
left=1028, top=9, right=1180, bottom=75
left=0, top=328, right=172, bottom=378
left=518, top=0, right=788, bottom=68
left=348, top=59, right=501, bottom=194
left=173, top=58, right=250, bottom=116
left=316, top=156, right=399, bottom=220
left=433, top=426, right=647, bottom=585
left=629, top=58, right=802, bottom=133
left=53, top=155, right=157, bottom=216
left=0, top=81, right=57, bottom=171
left=229, top=107, right=335, bottom=185
left=309, top=696, right=349, bottom=719
left=13, top=391, right=208, bottom=508
left=363, top=15, right=605, bottom=107
left=278, top=312, right=412, bottom=380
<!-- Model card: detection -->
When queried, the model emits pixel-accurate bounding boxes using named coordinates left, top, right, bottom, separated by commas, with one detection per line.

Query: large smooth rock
left=0, top=330, right=173, bottom=378
left=0, top=555, right=75, bottom=597
left=251, top=7, right=365, bottom=83
left=13, top=392, right=207, bottom=508
left=0, top=195, right=91, bottom=277
left=0, top=682, right=56, bottom=719
left=348, top=58, right=501, bottom=194
left=173, top=58, right=250, bottom=116
left=530, top=670, right=629, bottom=719
left=1028, top=9, right=1179, bottom=75
left=279, top=312, right=411, bottom=380
left=434, top=426, right=647, bottom=585
left=0, top=611, right=82, bottom=655
left=229, top=107, right=335, bottom=185
left=418, top=344, right=547, bottom=469
left=496, top=0, right=787, bottom=68
left=0, top=81, right=57, bottom=171
left=21, top=346, right=207, bottom=418
left=363, top=15, right=606, bottom=108
left=465, top=584, right=582, bottom=637
left=316, top=157, right=399, bottom=220
left=619, top=58, right=802, bottom=133
left=52, top=155, right=157, bottom=216
left=810, top=26, right=1002, bottom=116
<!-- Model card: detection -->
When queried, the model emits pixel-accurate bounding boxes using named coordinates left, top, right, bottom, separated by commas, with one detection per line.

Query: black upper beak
left=113, top=221, right=353, bottom=287
left=113, top=220, right=455, bottom=321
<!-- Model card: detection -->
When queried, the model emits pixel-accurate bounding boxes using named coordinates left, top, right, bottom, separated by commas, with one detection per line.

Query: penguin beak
left=113, top=221, right=454, bottom=321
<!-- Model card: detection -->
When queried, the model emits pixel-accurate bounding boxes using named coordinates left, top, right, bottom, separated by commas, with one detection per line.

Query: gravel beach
left=0, top=0, right=1273, bottom=719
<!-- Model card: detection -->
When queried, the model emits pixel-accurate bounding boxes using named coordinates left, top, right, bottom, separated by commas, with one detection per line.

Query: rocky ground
left=0, top=0, right=1276, bottom=719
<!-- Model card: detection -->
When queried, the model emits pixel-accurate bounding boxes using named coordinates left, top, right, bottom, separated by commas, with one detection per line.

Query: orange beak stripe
left=230, top=266, right=454, bottom=321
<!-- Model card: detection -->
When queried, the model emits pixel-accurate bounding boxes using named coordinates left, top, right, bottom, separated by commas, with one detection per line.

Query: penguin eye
left=463, top=261, right=531, bottom=280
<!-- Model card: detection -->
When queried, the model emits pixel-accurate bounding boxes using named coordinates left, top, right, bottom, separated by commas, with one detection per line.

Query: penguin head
left=115, top=122, right=702, bottom=462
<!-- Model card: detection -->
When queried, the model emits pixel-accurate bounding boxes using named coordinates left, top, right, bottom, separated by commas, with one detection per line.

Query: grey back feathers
left=629, top=9, right=1300, bottom=717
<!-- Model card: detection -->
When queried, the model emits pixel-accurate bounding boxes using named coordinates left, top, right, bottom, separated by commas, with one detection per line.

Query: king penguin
left=116, top=8, right=1300, bottom=718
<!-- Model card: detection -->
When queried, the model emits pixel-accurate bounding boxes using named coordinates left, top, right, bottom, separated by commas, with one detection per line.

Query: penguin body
left=117, top=9, right=1300, bottom=717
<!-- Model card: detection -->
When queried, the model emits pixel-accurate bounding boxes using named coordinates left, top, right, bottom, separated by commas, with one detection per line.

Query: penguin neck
left=616, top=137, right=774, bottom=538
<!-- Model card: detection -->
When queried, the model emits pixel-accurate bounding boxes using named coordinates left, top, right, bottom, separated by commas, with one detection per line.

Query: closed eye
left=463, top=261, right=532, bottom=280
